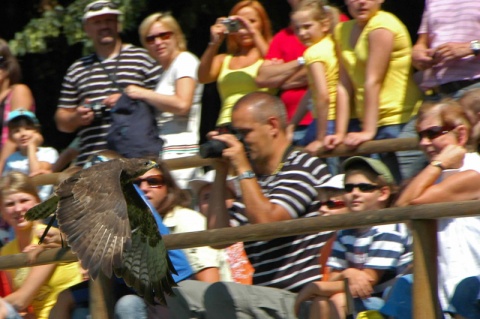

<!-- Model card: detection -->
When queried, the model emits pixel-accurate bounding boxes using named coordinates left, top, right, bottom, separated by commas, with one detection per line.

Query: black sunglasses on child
left=344, top=183, right=381, bottom=193
left=319, top=199, right=346, bottom=209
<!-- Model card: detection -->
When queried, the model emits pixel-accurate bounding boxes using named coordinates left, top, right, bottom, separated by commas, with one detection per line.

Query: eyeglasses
left=417, top=125, right=454, bottom=141
left=319, top=199, right=346, bottom=209
left=344, top=183, right=381, bottom=193
left=133, top=174, right=165, bottom=188
left=85, top=1, right=118, bottom=13
left=145, top=31, right=174, bottom=44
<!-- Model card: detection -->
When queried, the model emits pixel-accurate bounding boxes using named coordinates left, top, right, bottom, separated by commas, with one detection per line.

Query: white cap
left=83, top=1, right=121, bottom=22
left=317, top=174, right=345, bottom=190
left=188, top=170, right=239, bottom=198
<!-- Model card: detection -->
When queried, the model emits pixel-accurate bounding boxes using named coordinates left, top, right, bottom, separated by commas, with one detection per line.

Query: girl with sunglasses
left=125, top=12, right=204, bottom=189
left=384, top=98, right=480, bottom=319
left=295, top=156, right=412, bottom=319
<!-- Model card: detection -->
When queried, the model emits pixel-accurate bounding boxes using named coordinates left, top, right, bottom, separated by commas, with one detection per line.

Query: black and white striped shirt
left=231, top=150, right=333, bottom=292
left=58, top=44, right=161, bottom=165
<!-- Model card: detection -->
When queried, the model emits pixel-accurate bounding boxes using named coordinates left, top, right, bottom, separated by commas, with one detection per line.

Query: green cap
left=342, top=156, right=394, bottom=184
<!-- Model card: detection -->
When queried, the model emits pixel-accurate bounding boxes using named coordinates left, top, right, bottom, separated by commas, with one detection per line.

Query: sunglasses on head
left=417, top=125, right=455, bottom=141
left=133, top=174, right=165, bottom=188
left=344, top=183, right=381, bottom=193
left=85, top=1, right=118, bottom=12
left=319, top=199, right=346, bottom=209
left=145, top=31, right=174, bottom=44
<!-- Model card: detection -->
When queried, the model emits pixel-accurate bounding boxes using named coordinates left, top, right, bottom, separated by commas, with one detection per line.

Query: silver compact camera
left=222, top=18, right=241, bottom=33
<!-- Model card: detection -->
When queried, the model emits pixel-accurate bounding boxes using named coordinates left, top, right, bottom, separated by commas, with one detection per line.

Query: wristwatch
left=471, top=40, right=480, bottom=56
left=297, top=56, right=306, bottom=66
left=430, top=160, right=445, bottom=170
left=238, top=170, right=255, bottom=180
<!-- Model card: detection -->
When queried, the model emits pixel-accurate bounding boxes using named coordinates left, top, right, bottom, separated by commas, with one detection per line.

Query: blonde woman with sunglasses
left=124, top=12, right=204, bottom=189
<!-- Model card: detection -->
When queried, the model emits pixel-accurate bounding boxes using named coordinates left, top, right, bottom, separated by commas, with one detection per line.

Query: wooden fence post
left=412, top=219, right=442, bottom=319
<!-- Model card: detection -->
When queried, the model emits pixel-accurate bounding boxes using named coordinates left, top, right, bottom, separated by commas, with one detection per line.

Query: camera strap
left=95, top=48, right=124, bottom=93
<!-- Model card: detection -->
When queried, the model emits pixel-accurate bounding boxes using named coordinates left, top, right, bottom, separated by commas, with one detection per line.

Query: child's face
left=1, top=191, right=38, bottom=231
left=343, top=173, right=389, bottom=213
left=292, top=10, right=328, bottom=47
left=9, top=126, right=37, bottom=148
left=317, top=189, right=348, bottom=216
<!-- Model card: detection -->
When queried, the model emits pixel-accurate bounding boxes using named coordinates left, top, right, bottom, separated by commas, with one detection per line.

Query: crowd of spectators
left=1, top=0, right=480, bottom=318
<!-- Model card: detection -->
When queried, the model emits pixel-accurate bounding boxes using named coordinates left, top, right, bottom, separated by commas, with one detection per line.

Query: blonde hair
left=138, top=12, right=187, bottom=51
left=0, top=171, right=40, bottom=206
left=226, top=1, right=272, bottom=54
left=293, top=0, right=340, bottom=34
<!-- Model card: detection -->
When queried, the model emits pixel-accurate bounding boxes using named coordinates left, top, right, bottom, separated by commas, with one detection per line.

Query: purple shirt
left=418, top=0, right=480, bottom=89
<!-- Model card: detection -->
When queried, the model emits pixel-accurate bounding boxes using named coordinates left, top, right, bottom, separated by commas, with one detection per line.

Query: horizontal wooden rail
left=30, top=137, right=420, bottom=186
left=1, top=200, right=478, bottom=270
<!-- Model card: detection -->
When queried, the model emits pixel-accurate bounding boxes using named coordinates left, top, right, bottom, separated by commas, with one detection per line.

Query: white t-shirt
left=4, top=147, right=59, bottom=201
left=155, top=51, right=203, bottom=155
left=436, top=152, right=480, bottom=310
left=163, top=206, right=232, bottom=281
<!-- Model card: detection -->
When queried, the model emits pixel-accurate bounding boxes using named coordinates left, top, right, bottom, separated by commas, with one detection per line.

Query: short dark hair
left=7, top=117, right=41, bottom=137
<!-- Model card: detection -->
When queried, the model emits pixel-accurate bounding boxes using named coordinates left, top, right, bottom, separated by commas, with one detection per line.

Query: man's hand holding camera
left=207, top=130, right=251, bottom=175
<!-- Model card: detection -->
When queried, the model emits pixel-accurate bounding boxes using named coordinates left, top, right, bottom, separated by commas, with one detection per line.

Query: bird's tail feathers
left=25, top=196, right=59, bottom=221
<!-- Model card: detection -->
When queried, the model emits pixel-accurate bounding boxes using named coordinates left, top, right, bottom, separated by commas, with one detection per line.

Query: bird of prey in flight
left=26, top=157, right=177, bottom=304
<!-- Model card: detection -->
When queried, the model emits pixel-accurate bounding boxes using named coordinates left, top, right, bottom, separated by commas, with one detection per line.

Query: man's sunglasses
left=319, top=199, right=346, bottom=209
left=145, top=31, right=174, bottom=44
left=417, top=125, right=454, bottom=141
left=133, top=174, right=165, bottom=188
left=85, top=2, right=118, bottom=12
left=344, top=183, right=381, bottom=193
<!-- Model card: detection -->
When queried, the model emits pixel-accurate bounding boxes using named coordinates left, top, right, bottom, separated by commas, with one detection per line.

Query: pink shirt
left=265, top=27, right=312, bottom=126
left=418, top=0, right=480, bottom=88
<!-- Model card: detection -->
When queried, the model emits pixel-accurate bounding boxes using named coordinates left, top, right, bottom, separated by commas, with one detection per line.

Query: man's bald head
left=232, top=92, right=288, bottom=130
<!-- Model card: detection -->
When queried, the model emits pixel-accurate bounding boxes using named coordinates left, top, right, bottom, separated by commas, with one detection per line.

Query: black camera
left=222, top=18, right=241, bottom=33
left=199, top=126, right=244, bottom=158
left=84, top=101, right=106, bottom=120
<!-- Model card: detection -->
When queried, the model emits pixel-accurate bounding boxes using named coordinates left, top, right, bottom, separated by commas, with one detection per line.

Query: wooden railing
left=1, top=137, right=462, bottom=319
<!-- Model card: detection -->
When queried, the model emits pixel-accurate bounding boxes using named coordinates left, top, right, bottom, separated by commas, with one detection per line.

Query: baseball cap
left=7, top=109, right=39, bottom=124
left=83, top=1, right=121, bottom=22
left=188, top=170, right=239, bottom=198
left=317, top=174, right=345, bottom=190
left=342, top=156, right=394, bottom=184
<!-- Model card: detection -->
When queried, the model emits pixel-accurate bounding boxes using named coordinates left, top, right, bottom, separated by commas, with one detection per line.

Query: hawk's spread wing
left=113, top=183, right=176, bottom=304
left=55, top=160, right=131, bottom=279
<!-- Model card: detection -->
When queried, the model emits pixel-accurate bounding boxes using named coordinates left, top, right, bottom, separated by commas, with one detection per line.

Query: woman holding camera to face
left=198, top=0, right=274, bottom=127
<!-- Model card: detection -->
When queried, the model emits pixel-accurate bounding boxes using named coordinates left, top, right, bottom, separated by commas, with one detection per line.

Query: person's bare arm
left=342, top=268, right=383, bottom=299
left=55, top=107, right=94, bottom=133
left=324, top=60, right=352, bottom=150
left=4, top=264, right=56, bottom=312
left=344, top=28, right=394, bottom=148
left=304, top=61, right=329, bottom=156
left=198, top=19, right=227, bottom=84
left=412, top=33, right=434, bottom=71
left=256, top=59, right=307, bottom=89
left=194, top=267, right=221, bottom=283
left=214, top=134, right=292, bottom=224
left=125, top=76, right=196, bottom=116
left=395, top=145, right=477, bottom=206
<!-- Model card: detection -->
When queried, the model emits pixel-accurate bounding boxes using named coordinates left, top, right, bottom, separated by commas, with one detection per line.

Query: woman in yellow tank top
left=198, top=1, right=274, bottom=127
left=0, top=172, right=83, bottom=319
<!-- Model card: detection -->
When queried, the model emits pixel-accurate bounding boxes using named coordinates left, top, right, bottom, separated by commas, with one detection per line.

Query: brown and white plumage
left=26, top=158, right=176, bottom=304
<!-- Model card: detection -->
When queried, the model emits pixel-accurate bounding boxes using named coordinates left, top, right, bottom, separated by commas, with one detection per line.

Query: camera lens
left=199, top=140, right=228, bottom=158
